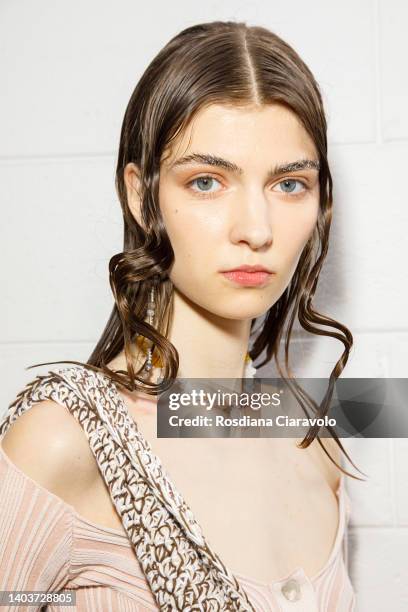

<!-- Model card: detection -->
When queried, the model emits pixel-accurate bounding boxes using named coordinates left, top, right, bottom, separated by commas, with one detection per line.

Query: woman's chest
left=82, top=404, right=340, bottom=585
left=132, top=411, right=340, bottom=584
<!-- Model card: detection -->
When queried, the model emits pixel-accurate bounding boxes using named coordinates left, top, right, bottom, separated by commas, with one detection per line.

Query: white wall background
left=1, top=1, right=407, bottom=609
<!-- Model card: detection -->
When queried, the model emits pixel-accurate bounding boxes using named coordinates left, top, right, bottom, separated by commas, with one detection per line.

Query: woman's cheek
left=279, top=209, right=317, bottom=254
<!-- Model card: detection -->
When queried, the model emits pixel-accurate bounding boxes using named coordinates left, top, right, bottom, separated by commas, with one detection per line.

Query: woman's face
left=157, top=103, right=320, bottom=321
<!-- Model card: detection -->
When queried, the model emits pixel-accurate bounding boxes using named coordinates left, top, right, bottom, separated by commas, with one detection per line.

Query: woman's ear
left=124, top=162, right=143, bottom=227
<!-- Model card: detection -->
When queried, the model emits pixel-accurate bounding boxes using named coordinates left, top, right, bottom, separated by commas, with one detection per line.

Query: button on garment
left=281, top=578, right=302, bottom=601
left=267, top=568, right=319, bottom=610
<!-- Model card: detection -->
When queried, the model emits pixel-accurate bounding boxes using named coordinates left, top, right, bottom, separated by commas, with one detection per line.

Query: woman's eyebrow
left=169, top=152, right=320, bottom=179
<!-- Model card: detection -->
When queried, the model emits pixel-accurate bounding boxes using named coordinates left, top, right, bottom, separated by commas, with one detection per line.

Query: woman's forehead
left=161, top=103, right=317, bottom=172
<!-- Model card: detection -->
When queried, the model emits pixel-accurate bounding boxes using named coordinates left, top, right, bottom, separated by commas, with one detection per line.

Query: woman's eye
left=273, top=178, right=308, bottom=196
left=187, top=175, right=222, bottom=196
left=186, top=176, right=309, bottom=199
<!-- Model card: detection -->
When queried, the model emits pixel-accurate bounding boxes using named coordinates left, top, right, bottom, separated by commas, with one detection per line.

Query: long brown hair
left=30, top=21, right=365, bottom=481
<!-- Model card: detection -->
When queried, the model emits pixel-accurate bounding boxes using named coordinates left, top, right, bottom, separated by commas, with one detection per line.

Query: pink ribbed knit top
left=0, top=436, right=356, bottom=611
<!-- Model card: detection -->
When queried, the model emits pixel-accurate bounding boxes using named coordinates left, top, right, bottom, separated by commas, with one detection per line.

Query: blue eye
left=186, top=175, right=309, bottom=199
left=188, top=176, right=221, bottom=195
left=274, top=179, right=307, bottom=195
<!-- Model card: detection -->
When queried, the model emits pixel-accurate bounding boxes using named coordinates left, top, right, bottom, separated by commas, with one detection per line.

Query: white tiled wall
left=1, top=1, right=407, bottom=609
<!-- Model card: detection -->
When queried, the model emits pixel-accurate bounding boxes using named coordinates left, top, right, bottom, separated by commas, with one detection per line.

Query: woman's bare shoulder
left=314, top=436, right=343, bottom=493
left=259, top=382, right=343, bottom=492
left=1, top=399, right=99, bottom=502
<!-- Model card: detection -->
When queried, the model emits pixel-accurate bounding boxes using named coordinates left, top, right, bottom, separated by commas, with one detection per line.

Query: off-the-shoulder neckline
left=1, top=363, right=349, bottom=588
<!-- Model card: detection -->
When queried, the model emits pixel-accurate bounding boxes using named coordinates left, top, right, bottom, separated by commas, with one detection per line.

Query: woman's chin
left=208, top=304, right=269, bottom=322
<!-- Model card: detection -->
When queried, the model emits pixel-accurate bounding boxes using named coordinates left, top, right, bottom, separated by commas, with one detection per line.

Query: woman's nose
left=229, top=188, right=273, bottom=250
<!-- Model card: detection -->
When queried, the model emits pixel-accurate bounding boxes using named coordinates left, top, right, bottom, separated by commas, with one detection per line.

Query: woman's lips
left=221, top=270, right=274, bottom=287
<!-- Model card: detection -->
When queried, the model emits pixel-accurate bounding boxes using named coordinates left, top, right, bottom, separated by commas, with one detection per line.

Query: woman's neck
left=165, top=289, right=252, bottom=379
left=107, top=288, right=253, bottom=381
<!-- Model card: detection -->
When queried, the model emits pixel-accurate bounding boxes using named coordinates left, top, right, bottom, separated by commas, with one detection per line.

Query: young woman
left=0, top=21, right=361, bottom=611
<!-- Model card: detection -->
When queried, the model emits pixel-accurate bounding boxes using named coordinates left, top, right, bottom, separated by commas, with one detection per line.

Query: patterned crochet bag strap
left=0, top=365, right=256, bottom=612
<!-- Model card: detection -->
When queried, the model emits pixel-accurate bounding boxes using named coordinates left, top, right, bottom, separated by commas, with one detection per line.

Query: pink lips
left=221, top=266, right=274, bottom=287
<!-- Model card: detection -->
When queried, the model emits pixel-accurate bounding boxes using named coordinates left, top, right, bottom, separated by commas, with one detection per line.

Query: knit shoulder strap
left=0, top=365, right=255, bottom=612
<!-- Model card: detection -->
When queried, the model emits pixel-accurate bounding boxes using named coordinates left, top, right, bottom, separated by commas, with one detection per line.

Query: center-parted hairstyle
left=32, top=21, right=364, bottom=480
